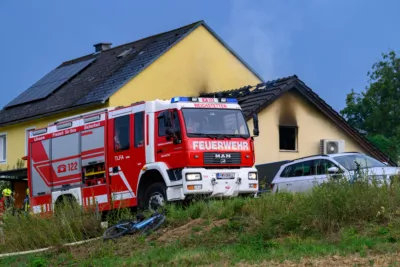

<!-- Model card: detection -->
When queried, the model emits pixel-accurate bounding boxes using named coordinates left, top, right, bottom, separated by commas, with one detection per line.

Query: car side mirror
left=328, top=166, right=339, bottom=174
left=252, top=113, right=259, bottom=137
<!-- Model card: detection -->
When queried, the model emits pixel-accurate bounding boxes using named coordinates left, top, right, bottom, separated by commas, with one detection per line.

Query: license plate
left=216, top=173, right=235, bottom=179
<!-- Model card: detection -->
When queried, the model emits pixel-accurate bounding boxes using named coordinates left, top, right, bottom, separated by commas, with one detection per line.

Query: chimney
left=93, top=42, right=112, bottom=52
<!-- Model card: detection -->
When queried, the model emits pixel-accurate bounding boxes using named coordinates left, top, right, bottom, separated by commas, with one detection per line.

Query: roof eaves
left=199, top=21, right=265, bottom=83
left=0, top=101, right=103, bottom=128
left=99, top=21, right=205, bottom=104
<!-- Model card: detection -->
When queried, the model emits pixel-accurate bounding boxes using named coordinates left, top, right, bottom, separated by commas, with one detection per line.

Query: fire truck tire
left=143, top=183, right=166, bottom=212
left=54, top=195, right=78, bottom=214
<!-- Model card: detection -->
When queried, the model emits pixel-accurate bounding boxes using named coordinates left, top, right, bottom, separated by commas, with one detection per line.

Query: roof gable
left=200, top=76, right=396, bottom=166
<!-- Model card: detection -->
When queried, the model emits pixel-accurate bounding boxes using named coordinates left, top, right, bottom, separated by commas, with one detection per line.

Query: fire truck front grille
left=203, top=152, right=241, bottom=164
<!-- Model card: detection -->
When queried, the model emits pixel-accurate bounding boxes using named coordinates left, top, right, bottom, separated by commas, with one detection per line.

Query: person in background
left=2, top=188, right=14, bottom=213
left=23, top=188, right=30, bottom=214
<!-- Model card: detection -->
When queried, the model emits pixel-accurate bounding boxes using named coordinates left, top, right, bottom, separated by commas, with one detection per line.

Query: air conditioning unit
left=320, top=139, right=345, bottom=154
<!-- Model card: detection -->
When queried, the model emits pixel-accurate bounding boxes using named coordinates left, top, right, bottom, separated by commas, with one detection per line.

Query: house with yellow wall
left=0, top=20, right=262, bottom=207
left=201, top=75, right=395, bottom=167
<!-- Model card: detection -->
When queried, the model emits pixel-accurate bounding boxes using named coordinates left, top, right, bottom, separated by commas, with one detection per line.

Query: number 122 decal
left=57, top=162, right=78, bottom=173
left=68, top=162, right=78, bottom=171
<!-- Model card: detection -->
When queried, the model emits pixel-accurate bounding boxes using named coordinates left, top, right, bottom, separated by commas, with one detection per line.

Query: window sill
left=279, top=150, right=298, bottom=153
left=0, top=161, right=7, bottom=164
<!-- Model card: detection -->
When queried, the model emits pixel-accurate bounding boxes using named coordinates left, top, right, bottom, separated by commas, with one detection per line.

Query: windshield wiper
left=189, top=133, right=220, bottom=139
left=223, top=134, right=248, bottom=140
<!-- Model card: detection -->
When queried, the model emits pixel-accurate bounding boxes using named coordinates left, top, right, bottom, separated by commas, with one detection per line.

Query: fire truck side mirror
left=252, top=113, right=259, bottom=137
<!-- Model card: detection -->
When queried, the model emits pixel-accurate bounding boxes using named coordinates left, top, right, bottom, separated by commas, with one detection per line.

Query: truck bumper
left=180, top=167, right=258, bottom=198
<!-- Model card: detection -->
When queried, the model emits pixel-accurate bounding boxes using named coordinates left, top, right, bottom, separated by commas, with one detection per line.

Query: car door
left=289, top=160, right=318, bottom=192
left=273, top=160, right=317, bottom=193
left=315, top=159, right=343, bottom=186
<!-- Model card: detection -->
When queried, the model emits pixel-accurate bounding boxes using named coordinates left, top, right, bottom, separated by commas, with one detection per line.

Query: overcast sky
left=0, top=0, right=399, bottom=112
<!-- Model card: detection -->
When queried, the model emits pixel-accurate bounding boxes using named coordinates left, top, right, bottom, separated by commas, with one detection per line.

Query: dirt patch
left=201, top=253, right=400, bottom=267
left=157, top=218, right=228, bottom=243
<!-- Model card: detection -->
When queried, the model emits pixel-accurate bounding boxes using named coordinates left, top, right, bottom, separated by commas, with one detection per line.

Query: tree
left=340, top=50, right=400, bottom=162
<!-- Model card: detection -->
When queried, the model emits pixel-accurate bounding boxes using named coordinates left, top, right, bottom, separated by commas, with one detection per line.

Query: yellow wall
left=247, top=90, right=367, bottom=165
left=0, top=105, right=106, bottom=170
left=109, top=25, right=261, bottom=106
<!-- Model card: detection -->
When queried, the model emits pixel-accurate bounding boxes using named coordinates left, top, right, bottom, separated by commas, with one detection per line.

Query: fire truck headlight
left=186, top=173, right=202, bottom=181
left=248, top=172, right=257, bottom=180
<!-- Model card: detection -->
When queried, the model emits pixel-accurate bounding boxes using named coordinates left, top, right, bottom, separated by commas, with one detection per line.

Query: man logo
left=215, top=153, right=231, bottom=159
left=221, top=158, right=226, bottom=164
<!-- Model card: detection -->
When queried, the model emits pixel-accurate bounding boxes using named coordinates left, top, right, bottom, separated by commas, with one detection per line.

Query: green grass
left=2, top=175, right=400, bottom=266
left=2, top=222, right=400, bottom=266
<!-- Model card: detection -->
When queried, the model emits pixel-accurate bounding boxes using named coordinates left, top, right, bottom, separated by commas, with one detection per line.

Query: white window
left=25, top=127, right=36, bottom=156
left=0, top=134, right=7, bottom=163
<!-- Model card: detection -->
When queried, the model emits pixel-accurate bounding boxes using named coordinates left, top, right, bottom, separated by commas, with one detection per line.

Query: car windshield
left=333, top=154, right=387, bottom=171
left=182, top=108, right=250, bottom=137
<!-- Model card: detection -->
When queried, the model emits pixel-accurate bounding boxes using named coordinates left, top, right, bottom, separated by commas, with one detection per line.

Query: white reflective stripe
left=95, top=194, right=108, bottom=204
left=33, top=206, right=41, bottom=213
left=108, top=167, right=135, bottom=198
left=112, top=191, right=135, bottom=200
left=118, top=171, right=134, bottom=197
left=85, top=194, right=108, bottom=205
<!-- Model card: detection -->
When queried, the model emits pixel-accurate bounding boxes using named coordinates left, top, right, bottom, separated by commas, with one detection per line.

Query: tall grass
left=0, top=201, right=103, bottom=253
left=165, top=175, right=400, bottom=238
left=2, top=174, right=400, bottom=255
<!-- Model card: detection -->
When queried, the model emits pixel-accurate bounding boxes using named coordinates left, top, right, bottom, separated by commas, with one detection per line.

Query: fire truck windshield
left=182, top=108, right=250, bottom=138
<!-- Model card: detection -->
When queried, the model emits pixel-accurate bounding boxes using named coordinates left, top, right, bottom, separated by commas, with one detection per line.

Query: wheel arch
left=137, top=163, right=170, bottom=206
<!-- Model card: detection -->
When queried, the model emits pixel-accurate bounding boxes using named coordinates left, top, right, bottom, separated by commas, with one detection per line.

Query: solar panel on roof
left=5, top=58, right=96, bottom=108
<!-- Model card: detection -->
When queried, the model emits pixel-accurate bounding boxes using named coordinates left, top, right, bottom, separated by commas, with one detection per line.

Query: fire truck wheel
left=144, top=183, right=166, bottom=212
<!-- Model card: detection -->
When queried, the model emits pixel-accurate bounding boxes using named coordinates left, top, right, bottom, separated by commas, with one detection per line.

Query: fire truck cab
left=27, top=96, right=259, bottom=213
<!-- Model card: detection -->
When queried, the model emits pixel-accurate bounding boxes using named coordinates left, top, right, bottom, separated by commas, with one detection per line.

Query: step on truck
left=27, top=96, right=260, bottom=214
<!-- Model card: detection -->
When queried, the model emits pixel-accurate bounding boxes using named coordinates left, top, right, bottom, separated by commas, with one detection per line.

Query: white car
left=270, top=152, right=399, bottom=193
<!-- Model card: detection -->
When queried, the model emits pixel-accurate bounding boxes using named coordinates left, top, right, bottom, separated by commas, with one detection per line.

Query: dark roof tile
left=0, top=21, right=202, bottom=126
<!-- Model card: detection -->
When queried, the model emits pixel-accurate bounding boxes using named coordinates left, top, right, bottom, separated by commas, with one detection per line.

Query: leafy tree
left=340, top=51, right=400, bottom=162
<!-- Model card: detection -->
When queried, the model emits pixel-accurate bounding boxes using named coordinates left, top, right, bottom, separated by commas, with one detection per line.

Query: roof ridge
left=60, top=20, right=203, bottom=66
left=200, top=75, right=298, bottom=97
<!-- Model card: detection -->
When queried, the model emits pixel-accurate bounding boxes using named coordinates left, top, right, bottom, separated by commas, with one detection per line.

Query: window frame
left=181, top=108, right=250, bottom=138
left=281, top=159, right=318, bottom=178
left=114, top=115, right=131, bottom=152
left=158, top=110, right=181, bottom=137
left=134, top=111, right=145, bottom=148
left=25, top=127, right=36, bottom=156
left=316, top=159, right=342, bottom=175
left=279, top=126, right=298, bottom=152
left=0, top=133, right=7, bottom=163
left=158, top=114, right=166, bottom=137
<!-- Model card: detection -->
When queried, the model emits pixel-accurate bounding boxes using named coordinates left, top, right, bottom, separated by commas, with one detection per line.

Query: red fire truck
left=27, top=96, right=260, bottom=214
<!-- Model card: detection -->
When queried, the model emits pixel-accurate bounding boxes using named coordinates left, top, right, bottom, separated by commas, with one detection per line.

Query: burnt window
left=279, top=126, right=297, bottom=151
left=114, top=115, right=130, bottom=152
left=134, top=112, right=144, bottom=147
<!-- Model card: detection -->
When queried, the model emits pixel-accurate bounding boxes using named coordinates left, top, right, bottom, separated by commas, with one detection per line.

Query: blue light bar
left=170, top=96, right=238, bottom=104
left=226, top=98, right=238, bottom=103
left=171, top=97, right=189, bottom=103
